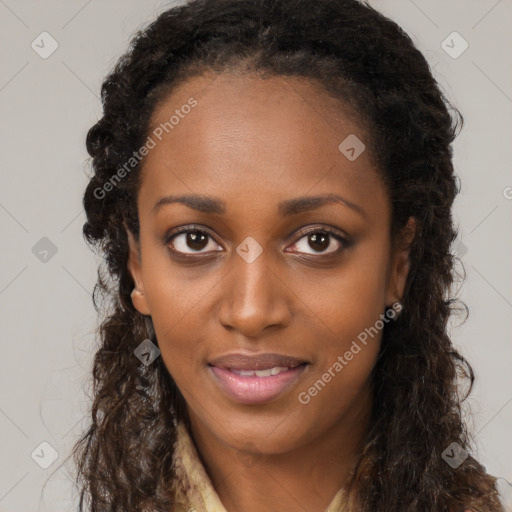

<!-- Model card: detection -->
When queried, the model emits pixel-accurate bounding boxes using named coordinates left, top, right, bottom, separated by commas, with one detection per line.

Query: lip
left=208, top=352, right=308, bottom=371
left=208, top=352, right=309, bottom=405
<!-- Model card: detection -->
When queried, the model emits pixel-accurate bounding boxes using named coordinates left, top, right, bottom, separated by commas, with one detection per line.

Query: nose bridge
left=218, top=241, right=291, bottom=336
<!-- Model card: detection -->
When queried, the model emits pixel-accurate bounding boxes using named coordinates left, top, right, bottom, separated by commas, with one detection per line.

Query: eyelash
left=165, top=224, right=350, bottom=258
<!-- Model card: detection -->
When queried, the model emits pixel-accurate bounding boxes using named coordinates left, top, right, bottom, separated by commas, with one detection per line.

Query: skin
left=127, top=71, right=415, bottom=512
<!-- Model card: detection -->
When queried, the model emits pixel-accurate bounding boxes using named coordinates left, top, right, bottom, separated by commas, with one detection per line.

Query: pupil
left=187, top=231, right=208, bottom=250
left=309, top=233, right=329, bottom=252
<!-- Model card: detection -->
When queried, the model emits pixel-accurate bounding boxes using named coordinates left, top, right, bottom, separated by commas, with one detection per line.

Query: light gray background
left=0, top=1, right=511, bottom=510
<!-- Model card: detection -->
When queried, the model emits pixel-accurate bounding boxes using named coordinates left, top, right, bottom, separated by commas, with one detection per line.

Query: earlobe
left=131, top=288, right=151, bottom=316
left=386, top=217, right=416, bottom=306
left=126, top=226, right=151, bottom=316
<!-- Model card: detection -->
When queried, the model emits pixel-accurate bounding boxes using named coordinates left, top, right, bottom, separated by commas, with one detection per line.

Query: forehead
left=138, top=71, right=387, bottom=220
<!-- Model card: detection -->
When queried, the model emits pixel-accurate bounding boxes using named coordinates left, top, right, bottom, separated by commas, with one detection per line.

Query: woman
left=74, top=0, right=504, bottom=510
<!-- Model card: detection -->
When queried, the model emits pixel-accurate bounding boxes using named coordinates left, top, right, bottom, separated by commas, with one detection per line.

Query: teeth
left=231, top=366, right=290, bottom=377
left=239, top=370, right=256, bottom=376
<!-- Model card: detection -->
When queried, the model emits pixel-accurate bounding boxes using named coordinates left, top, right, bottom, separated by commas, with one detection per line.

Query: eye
left=167, top=226, right=222, bottom=255
left=286, top=226, right=348, bottom=256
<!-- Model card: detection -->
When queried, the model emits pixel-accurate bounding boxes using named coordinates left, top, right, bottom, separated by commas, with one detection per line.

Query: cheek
left=290, top=238, right=390, bottom=344
left=292, top=238, right=390, bottom=407
left=295, top=296, right=385, bottom=431
left=152, top=323, right=206, bottom=410
left=142, top=266, right=219, bottom=404
left=140, top=243, right=219, bottom=338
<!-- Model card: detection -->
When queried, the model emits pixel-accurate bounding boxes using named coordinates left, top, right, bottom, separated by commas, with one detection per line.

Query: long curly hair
left=74, top=0, right=504, bottom=510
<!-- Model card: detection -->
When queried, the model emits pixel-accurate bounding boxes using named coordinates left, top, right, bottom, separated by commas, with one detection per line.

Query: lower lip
left=209, top=364, right=308, bottom=405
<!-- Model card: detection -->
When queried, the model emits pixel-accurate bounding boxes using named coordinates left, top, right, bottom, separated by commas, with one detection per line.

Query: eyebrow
left=152, top=193, right=366, bottom=218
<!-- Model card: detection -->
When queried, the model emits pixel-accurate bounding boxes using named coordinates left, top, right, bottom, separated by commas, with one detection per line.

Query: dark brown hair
left=74, top=0, right=504, bottom=510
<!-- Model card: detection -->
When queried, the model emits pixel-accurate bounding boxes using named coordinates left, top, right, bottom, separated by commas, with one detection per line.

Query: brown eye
left=306, top=232, right=330, bottom=252
left=288, top=228, right=347, bottom=256
left=168, top=228, right=222, bottom=255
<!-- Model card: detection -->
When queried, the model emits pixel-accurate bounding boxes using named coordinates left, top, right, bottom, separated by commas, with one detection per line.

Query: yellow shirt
left=171, top=421, right=348, bottom=512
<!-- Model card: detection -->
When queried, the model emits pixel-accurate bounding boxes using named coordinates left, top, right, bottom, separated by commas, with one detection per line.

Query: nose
left=217, top=248, right=292, bottom=338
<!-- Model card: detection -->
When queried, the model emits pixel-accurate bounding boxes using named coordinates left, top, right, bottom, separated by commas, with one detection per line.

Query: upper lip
left=208, top=352, right=308, bottom=371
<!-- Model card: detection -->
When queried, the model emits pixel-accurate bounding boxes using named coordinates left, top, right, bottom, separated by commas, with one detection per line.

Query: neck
left=186, top=387, right=372, bottom=512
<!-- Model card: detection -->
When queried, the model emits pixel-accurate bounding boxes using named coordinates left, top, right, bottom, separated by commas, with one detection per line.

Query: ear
left=126, top=226, right=151, bottom=315
left=385, top=217, right=416, bottom=306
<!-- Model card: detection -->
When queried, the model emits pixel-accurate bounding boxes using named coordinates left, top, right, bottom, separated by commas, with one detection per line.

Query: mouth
left=207, top=352, right=309, bottom=405
left=228, top=366, right=301, bottom=377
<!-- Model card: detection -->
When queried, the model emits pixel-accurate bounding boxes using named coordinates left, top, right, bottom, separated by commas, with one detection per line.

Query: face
left=127, top=71, right=414, bottom=455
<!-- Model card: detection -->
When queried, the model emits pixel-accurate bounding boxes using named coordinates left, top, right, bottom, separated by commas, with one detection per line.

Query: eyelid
left=165, top=224, right=217, bottom=242
left=290, top=224, right=349, bottom=243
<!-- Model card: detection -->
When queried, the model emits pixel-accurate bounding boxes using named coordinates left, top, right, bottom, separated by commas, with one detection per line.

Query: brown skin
left=127, top=72, right=415, bottom=512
